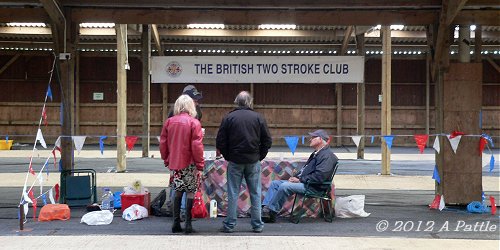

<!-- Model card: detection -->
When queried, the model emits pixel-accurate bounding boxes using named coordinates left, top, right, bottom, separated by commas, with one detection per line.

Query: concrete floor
left=0, top=145, right=498, bottom=249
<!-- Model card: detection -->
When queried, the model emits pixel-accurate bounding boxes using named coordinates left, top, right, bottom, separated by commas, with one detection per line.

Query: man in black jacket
left=216, top=91, right=272, bottom=233
left=261, top=129, right=338, bottom=223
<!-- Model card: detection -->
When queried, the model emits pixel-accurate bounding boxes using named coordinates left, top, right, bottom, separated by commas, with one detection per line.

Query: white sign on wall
left=93, top=92, right=104, bottom=101
left=152, top=56, right=364, bottom=83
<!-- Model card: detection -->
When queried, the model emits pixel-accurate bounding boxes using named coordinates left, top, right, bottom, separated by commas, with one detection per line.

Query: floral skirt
left=172, top=164, right=199, bottom=193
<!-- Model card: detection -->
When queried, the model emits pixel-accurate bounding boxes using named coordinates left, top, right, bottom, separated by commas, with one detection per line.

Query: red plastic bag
left=191, top=190, right=208, bottom=218
left=38, top=204, right=70, bottom=222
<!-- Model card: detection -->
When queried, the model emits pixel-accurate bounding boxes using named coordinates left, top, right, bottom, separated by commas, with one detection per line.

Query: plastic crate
left=0, top=140, right=13, bottom=150
left=120, top=192, right=151, bottom=214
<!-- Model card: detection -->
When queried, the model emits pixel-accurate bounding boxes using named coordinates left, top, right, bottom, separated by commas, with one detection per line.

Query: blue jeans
left=262, top=180, right=306, bottom=213
left=223, top=161, right=263, bottom=230
left=169, top=189, right=186, bottom=211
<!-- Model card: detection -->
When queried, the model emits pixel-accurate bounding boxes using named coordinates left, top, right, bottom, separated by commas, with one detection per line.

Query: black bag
left=150, top=189, right=170, bottom=217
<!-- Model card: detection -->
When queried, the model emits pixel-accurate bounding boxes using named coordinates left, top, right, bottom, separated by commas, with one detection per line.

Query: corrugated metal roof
left=0, top=23, right=498, bottom=53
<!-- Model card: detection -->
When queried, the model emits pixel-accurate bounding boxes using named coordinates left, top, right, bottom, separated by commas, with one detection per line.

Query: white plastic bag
left=334, top=195, right=371, bottom=218
left=122, top=204, right=149, bottom=221
left=80, top=210, right=114, bottom=225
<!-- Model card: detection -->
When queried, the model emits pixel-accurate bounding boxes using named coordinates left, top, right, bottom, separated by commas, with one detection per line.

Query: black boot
left=171, top=194, right=183, bottom=233
left=185, top=198, right=195, bottom=234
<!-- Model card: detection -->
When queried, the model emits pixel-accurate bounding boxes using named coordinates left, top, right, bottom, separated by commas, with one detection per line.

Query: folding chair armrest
left=306, top=180, right=333, bottom=185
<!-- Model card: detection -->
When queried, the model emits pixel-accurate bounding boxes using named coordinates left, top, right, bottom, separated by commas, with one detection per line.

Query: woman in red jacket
left=160, top=94, right=204, bottom=234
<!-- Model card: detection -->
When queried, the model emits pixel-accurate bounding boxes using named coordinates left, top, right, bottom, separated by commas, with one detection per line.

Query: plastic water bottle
left=101, top=188, right=114, bottom=212
left=210, top=199, right=217, bottom=218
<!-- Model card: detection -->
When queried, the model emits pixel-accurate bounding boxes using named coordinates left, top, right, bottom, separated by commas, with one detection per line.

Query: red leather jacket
left=160, top=113, right=204, bottom=171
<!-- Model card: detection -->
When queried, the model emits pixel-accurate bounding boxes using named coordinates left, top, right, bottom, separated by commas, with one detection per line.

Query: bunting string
left=19, top=54, right=57, bottom=208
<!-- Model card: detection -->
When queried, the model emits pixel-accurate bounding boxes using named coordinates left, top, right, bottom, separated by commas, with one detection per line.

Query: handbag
left=191, top=188, right=208, bottom=218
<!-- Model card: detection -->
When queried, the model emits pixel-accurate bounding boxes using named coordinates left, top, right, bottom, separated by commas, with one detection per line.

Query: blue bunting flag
left=46, top=86, right=53, bottom=101
left=383, top=135, right=395, bottom=150
left=481, top=133, right=494, bottom=147
left=432, top=165, right=441, bottom=184
left=489, top=155, right=495, bottom=173
left=99, top=136, right=108, bottom=155
left=42, top=194, right=47, bottom=206
left=284, top=136, right=299, bottom=155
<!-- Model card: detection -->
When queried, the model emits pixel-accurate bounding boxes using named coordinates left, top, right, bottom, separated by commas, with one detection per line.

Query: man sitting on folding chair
left=262, top=129, right=338, bottom=223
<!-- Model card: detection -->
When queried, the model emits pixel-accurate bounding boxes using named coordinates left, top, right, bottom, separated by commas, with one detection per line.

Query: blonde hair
left=173, top=94, right=197, bottom=117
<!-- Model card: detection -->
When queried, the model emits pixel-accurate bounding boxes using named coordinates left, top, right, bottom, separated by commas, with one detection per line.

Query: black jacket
left=216, top=107, right=272, bottom=164
left=295, top=146, right=338, bottom=192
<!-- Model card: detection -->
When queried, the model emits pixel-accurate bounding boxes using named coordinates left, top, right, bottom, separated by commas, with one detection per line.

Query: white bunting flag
left=22, top=188, right=32, bottom=204
left=55, top=136, right=61, bottom=148
left=72, top=136, right=87, bottom=155
left=48, top=188, right=55, bottom=204
left=351, top=136, right=362, bottom=148
left=156, top=136, right=161, bottom=143
left=447, top=135, right=462, bottom=154
left=36, top=128, right=47, bottom=148
left=433, top=136, right=440, bottom=154
left=38, top=174, right=44, bottom=195
left=439, top=195, right=446, bottom=211
left=23, top=203, right=29, bottom=217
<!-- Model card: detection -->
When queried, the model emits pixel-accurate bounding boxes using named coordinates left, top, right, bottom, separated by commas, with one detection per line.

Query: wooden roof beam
left=0, top=8, right=49, bottom=23
left=0, top=54, right=20, bottom=76
left=39, top=0, right=65, bottom=27
left=40, top=0, right=67, bottom=53
left=340, top=26, right=354, bottom=55
left=71, top=9, right=441, bottom=25
left=433, top=0, right=468, bottom=76
left=151, top=24, right=164, bottom=56
left=446, top=0, right=469, bottom=25
left=485, top=56, right=500, bottom=73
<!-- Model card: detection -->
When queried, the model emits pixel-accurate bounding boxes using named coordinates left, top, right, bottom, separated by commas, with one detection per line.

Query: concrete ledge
left=2, top=173, right=498, bottom=192
left=0, top=236, right=498, bottom=250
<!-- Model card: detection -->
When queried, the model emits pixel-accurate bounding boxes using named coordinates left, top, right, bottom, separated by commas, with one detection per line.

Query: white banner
left=152, top=56, right=365, bottom=83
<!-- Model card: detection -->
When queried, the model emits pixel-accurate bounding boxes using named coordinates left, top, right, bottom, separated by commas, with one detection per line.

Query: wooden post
left=435, top=70, right=444, bottom=195
left=19, top=204, right=24, bottom=230
left=75, top=51, right=80, bottom=135
left=60, top=58, right=74, bottom=171
left=458, top=25, right=471, bottom=63
left=356, top=33, right=366, bottom=159
left=116, top=24, right=127, bottom=172
left=336, top=83, right=342, bottom=146
left=381, top=26, right=392, bottom=175
left=474, top=25, right=482, bottom=63
left=162, top=84, right=169, bottom=122
left=142, top=24, right=151, bottom=158
left=425, top=52, right=431, bottom=135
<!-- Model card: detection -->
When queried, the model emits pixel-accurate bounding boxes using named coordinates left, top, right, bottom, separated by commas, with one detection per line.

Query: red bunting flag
left=28, top=156, right=35, bottom=175
left=414, top=134, right=429, bottom=154
left=479, top=137, right=488, bottom=156
left=42, top=107, right=48, bottom=126
left=125, top=136, right=139, bottom=152
left=490, top=196, right=497, bottom=215
left=449, top=130, right=465, bottom=139
left=54, top=183, right=60, bottom=202
left=28, top=189, right=37, bottom=219
left=429, top=194, right=441, bottom=209
left=52, top=149, right=58, bottom=169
